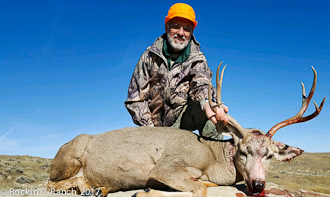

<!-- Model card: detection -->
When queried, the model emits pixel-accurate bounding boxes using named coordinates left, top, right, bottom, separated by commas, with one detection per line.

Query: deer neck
left=203, top=139, right=241, bottom=185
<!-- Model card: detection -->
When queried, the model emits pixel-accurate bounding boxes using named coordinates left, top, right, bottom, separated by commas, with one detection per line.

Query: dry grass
left=0, top=153, right=329, bottom=194
left=0, top=155, right=51, bottom=190
left=266, top=153, right=330, bottom=194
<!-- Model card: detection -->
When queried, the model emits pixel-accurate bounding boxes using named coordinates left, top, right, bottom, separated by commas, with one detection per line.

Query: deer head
left=208, top=62, right=325, bottom=194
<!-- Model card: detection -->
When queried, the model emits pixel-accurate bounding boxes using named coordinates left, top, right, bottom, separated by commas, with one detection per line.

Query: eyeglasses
left=168, top=23, right=193, bottom=33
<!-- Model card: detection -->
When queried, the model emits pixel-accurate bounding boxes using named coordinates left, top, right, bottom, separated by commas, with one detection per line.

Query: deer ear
left=216, top=123, right=244, bottom=146
left=216, top=122, right=245, bottom=137
left=271, top=140, right=304, bottom=162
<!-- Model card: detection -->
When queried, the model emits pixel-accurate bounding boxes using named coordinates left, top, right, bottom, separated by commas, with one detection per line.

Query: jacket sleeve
left=124, top=51, right=154, bottom=126
left=189, top=58, right=217, bottom=108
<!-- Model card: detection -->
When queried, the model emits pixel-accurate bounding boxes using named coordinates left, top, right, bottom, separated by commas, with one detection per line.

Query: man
left=124, top=3, right=228, bottom=139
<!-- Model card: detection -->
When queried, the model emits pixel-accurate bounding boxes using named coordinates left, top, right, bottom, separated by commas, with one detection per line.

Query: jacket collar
left=162, top=34, right=191, bottom=70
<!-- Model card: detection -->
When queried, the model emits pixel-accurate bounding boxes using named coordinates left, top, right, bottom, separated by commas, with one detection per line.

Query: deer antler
left=266, top=66, right=326, bottom=139
left=208, top=62, right=247, bottom=138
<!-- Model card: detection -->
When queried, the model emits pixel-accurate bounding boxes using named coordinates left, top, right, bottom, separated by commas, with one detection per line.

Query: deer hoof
left=94, top=188, right=103, bottom=197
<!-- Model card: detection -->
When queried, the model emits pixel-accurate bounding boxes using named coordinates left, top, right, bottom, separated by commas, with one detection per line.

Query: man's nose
left=177, top=27, right=185, bottom=36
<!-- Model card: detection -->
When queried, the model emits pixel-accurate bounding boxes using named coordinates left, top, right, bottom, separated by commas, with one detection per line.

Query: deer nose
left=252, top=179, right=265, bottom=193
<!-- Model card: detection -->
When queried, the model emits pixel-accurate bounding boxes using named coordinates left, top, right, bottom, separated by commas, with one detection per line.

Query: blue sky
left=1, top=0, right=329, bottom=158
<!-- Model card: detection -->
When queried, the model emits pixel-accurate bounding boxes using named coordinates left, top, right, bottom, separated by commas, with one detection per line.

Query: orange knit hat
left=165, top=3, right=197, bottom=29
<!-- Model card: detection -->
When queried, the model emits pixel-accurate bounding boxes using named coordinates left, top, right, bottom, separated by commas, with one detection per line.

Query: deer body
left=48, top=64, right=325, bottom=197
left=49, top=127, right=239, bottom=194
left=48, top=126, right=303, bottom=197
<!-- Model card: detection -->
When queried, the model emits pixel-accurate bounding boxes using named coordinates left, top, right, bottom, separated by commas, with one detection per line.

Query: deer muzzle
left=248, top=179, right=265, bottom=194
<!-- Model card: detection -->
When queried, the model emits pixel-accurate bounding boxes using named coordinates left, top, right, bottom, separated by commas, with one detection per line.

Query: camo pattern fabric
left=124, top=34, right=216, bottom=127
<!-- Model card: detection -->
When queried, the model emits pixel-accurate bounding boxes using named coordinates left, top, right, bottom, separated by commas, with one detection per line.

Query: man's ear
left=271, top=140, right=304, bottom=162
left=165, top=23, right=169, bottom=33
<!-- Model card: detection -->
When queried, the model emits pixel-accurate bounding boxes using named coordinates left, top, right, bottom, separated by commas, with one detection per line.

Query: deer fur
left=48, top=126, right=303, bottom=197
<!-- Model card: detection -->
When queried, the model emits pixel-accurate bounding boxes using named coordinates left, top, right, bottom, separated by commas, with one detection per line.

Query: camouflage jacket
left=124, top=34, right=215, bottom=127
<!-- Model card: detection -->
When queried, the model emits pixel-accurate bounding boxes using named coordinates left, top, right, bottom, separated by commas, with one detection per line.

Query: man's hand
left=203, top=102, right=229, bottom=125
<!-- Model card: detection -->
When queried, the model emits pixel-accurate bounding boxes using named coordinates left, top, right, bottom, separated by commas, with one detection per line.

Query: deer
left=47, top=63, right=325, bottom=197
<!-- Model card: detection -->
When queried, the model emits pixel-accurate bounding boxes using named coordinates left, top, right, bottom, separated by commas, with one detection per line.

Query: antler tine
left=216, top=61, right=224, bottom=105
left=208, top=62, right=226, bottom=112
left=266, top=66, right=326, bottom=139
left=208, top=63, right=247, bottom=137
left=301, top=82, right=306, bottom=103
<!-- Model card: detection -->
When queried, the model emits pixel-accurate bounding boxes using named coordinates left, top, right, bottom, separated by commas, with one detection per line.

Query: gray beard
left=167, top=33, right=190, bottom=52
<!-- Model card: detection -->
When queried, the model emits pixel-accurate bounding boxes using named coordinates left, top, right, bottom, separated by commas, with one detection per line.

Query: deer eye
left=239, top=151, right=247, bottom=157
left=266, top=155, right=273, bottom=160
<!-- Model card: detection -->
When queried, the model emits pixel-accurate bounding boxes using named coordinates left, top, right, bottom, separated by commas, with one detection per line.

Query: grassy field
left=0, top=153, right=329, bottom=194
left=266, top=152, right=330, bottom=194
left=0, top=155, right=51, bottom=190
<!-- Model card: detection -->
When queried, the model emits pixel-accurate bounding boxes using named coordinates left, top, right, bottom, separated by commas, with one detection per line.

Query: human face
left=165, top=17, right=194, bottom=53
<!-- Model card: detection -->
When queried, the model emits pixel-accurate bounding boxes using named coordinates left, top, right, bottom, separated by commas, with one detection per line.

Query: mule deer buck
left=48, top=63, right=325, bottom=197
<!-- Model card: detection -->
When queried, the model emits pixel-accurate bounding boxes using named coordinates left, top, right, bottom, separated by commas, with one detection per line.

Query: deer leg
left=50, top=134, right=92, bottom=182
left=197, top=180, right=218, bottom=188
left=140, top=163, right=207, bottom=197
left=93, top=187, right=108, bottom=197
left=135, top=180, right=206, bottom=197
left=47, top=177, right=91, bottom=194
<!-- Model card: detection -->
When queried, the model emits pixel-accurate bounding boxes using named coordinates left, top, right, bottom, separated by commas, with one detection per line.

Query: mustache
left=173, top=34, right=186, bottom=41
